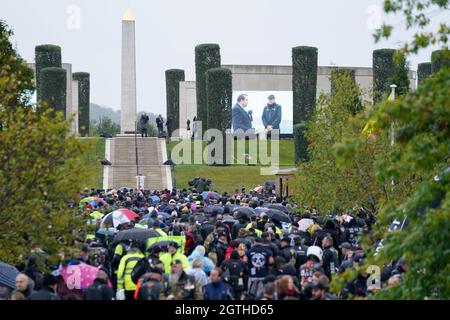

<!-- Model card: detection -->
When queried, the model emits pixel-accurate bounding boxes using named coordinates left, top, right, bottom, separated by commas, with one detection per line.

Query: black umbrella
left=148, top=240, right=173, bottom=251
left=266, top=209, right=291, bottom=223
left=113, top=228, right=159, bottom=243
left=204, top=205, right=224, bottom=216
left=0, top=261, right=19, bottom=290
left=267, top=204, right=290, bottom=214
left=233, top=207, right=256, bottom=220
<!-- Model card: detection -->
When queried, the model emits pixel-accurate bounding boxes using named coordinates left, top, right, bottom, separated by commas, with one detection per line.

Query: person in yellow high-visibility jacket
left=167, top=225, right=186, bottom=254
left=159, top=242, right=190, bottom=274
left=145, top=220, right=169, bottom=253
left=116, top=242, right=144, bottom=300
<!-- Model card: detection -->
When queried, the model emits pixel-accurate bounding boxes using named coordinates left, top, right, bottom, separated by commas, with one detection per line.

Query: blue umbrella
left=150, top=195, right=160, bottom=203
left=157, top=211, right=172, bottom=219
left=0, top=261, right=19, bottom=290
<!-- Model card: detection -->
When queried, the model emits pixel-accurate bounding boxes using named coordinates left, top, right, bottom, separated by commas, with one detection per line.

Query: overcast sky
left=3, top=0, right=449, bottom=115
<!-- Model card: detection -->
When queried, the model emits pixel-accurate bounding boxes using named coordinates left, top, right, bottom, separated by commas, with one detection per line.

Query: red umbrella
left=114, top=208, right=139, bottom=220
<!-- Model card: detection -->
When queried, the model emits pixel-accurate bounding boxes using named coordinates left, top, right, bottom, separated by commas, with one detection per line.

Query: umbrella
left=267, top=204, right=290, bottom=214
left=101, top=212, right=130, bottom=228
left=148, top=240, right=172, bottom=251
left=113, top=228, right=159, bottom=243
left=201, top=191, right=221, bottom=200
left=266, top=209, right=291, bottom=223
left=156, top=211, right=172, bottom=219
left=233, top=207, right=256, bottom=219
left=0, top=261, right=19, bottom=290
left=114, top=209, right=140, bottom=220
left=79, top=196, right=104, bottom=205
left=139, top=218, right=154, bottom=226
left=95, top=229, right=116, bottom=240
left=60, top=262, right=100, bottom=290
left=205, top=205, right=225, bottom=215
left=254, top=207, right=269, bottom=214
left=298, top=218, right=314, bottom=232
left=253, top=186, right=264, bottom=193
left=150, top=195, right=160, bottom=203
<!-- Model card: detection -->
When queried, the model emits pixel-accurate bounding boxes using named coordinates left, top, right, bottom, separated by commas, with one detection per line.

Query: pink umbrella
left=60, top=263, right=100, bottom=290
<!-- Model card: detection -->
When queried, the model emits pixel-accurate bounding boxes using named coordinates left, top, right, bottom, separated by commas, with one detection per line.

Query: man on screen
left=262, top=94, right=282, bottom=136
left=232, top=94, right=253, bottom=133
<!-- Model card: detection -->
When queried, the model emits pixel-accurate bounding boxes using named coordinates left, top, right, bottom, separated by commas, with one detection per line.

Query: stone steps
left=103, top=136, right=172, bottom=190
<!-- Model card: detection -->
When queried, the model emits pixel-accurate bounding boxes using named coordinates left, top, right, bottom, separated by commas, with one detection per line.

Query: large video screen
left=232, top=91, right=293, bottom=134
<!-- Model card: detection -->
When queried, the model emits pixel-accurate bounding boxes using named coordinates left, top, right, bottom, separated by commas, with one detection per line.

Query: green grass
left=168, top=138, right=295, bottom=193
left=81, top=138, right=295, bottom=193
left=79, top=137, right=105, bottom=188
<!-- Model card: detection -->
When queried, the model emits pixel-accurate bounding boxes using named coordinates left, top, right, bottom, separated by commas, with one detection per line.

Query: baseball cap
left=268, top=94, right=275, bottom=99
left=339, top=242, right=352, bottom=250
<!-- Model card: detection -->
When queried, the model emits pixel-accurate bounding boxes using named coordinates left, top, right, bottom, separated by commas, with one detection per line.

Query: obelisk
left=121, top=8, right=137, bottom=133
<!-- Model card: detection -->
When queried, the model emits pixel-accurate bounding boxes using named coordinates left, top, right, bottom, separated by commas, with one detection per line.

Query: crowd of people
left=0, top=184, right=409, bottom=300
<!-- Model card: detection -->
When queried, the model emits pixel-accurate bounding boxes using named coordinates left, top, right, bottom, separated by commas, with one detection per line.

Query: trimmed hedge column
left=292, top=46, right=318, bottom=125
left=417, top=62, right=432, bottom=86
left=206, top=68, right=232, bottom=165
left=292, top=46, right=317, bottom=162
left=372, top=48, right=396, bottom=103
left=73, top=72, right=90, bottom=136
left=35, top=44, right=62, bottom=102
left=195, top=44, right=221, bottom=135
left=294, top=122, right=308, bottom=164
left=165, top=69, right=185, bottom=136
left=431, top=49, right=450, bottom=74
left=40, top=67, right=66, bottom=116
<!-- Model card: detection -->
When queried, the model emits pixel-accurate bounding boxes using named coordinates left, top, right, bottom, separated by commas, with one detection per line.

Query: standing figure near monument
left=140, top=113, right=149, bottom=137
left=156, top=114, right=164, bottom=138
left=166, top=116, right=173, bottom=138
left=192, top=116, right=197, bottom=140
left=187, top=119, right=191, bottom=131
left=232, top=94, right=253, bottom=133
left=261, top=94, right=282, bottom=138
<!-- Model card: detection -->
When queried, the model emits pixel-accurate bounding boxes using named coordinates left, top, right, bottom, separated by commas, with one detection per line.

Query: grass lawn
left=81, top=137, right=295, bottom=193
left=168, top=138, right=295, bottom=193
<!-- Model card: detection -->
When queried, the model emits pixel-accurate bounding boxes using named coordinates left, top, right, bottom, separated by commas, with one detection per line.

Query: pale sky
left=3, top=0, right=449, bottom=115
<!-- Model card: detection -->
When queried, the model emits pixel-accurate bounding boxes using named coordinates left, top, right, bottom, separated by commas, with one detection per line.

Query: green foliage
left=0, top=104, right=94, bottom=266
left=40, top=67, right=66, bottom=117
left=292, top=46, right=318, bottom=125
left=372, top=49, right=396, bottom=103
left=373, top=0, right=449, bottom=55
left=195, top=44, right=221, bottom=134
left=0, top=20, right=34, bottom=108
left=330, top=68, right=363, bottom=115
left=90, top=116, right=120, bottom=137
left=336, top=68, right=450, bottom=299
left=73, top=72, right=90, bottom=137
left=165, top=69, right=185, bottom=136
left=417, top=62, right=432, bottom=85
left=293, top=122, right=308, bottom=164
left=206, top=68, right=232, bottom=133
left=35, top=44, right=61, bottom=102
left=205, top=68, right=232, bottom=166
left=293, top=73, right=395, bottom=213
left=431, top=49, right=450, bottom=73
left=0, top=21, right=95, bottom=266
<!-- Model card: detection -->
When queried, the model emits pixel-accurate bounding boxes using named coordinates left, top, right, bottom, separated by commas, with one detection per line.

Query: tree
left=195, top=44, right=221, bottom=134
left=0, top=20, right=34, bottom=108
left=205, top=67, right=232, bottom=165
left=35, top=44, right=61, bottom=103
left=73, top=72, right=90, bottom=137
left=0, top=21, right=95, bottom=266
left=40, top=67, right=67, bottom=117
left=165, top=69, right=185, bottom=136
left=332, top=0, right=450, bottom=299
left=90, top=116, right=120, bottom=137
left=293, top=72, right=396, bottom=213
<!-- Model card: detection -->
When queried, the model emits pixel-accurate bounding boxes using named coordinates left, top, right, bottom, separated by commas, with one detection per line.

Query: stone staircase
left=103, top=135, right=172, bottom=190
